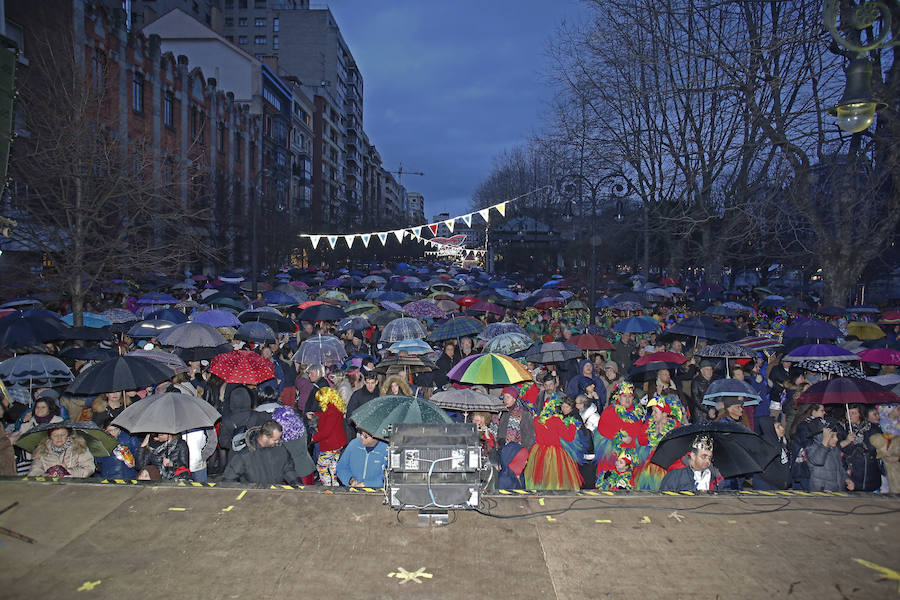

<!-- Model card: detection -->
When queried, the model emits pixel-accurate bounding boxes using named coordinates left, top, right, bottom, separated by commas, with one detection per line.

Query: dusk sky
left=326, top=1, right=592, bottom=222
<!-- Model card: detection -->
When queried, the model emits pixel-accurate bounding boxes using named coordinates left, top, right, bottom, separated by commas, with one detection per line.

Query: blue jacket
left=95, top=431, right=139, bottom=479
left=336, top=438, right=388, bottom=487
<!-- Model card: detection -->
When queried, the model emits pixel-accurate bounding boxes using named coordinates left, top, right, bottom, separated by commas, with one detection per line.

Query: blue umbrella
left=613, top=316, right=659, bottom=333
left=235, top=321, right=277, bottom=344
left=190, top=309, right=242, bottom=328
left=702, top=379, right=762, bottom=406
left=137, top=292, right=178, bottom=305
left=428, top=316, right=484, bottom=342
left=477, top=322, right=527, bottom=341
left=145, top=308, right=189, bottom=324
left=262, top=290, right=296, bottom=305
left=387, top=339, right=434, bottom=355
left=61, top=312, right=112, bottom=328
left=783, top=344, right=859, bottom=362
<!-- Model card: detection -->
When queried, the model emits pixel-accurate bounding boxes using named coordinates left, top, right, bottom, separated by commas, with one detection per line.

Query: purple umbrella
left=403, top=300, right=446, bottom=319
left=783, top=344, right=859, bottom=362
left=137, top=292, right=178, bottom=306
left=190, top=309, right=242, bottom=328
left=783, top=318, right=842, bottom=340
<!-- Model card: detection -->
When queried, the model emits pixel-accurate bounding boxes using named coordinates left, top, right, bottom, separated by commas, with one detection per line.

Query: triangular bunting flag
left=361, top=234, right=371, bottom=248
left=428, top=223, right=438, bottom=236
left=478, top=208, right=490, bottom=223
left=462, top=213, right=472, bottom=227
left=393, top=229, right=406, bottom=243
left=496, top=201, right=507, bottom=216
left=377, top=232, right=388, bottom=246
left=412, top=226, right=422, bottom=238
left=309, top=235, right=322, bottom=249
left=344, top=234, right=355, bottom=249
left=444, top=218, right=455, bottom=233
left=327, top=235, right=339, bottom=249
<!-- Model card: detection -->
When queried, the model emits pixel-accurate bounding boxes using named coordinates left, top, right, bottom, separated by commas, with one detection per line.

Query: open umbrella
left=477, top=322, right=527, bottom=341
left=297, top=304, right=346, bottom=322
left=381, top=317, right=428, bottom=342
left=796, top=377, right=900, bottom=406
left=484, top=332, right=534, bottom=355
left=157, top=322, right=227, bottom=349
left=613, top=316, right=659, bottom=334
left=796, top=360, right=865, bottom=379
left=0, top=354, right=73, bottom=387
left=402, top=300, right=446, bottom=319
left=349, top=394, right=453, bottom=439
left=568, top=334, right=615, bottom=351
left=783, top=318, right=842, bottom=340
left=292, top=334, right=347, bottom=367
left=145, top=309, right=189, bottom=324
left=387, top=339, right=434, bottom=355
left=14, top=421, right=118, bottom=457
left=374, top=354, right=437, bottom=374
left=235, top=321, right=277, bottom=344
left=847, top=321, right=885, bottom=340
left=128, top=320, right=177, bottom=339
left=190, top=309, right=242, bottom=328
left=68, top=356, right=175, bottom=395
left=239, top=309, right=295, bottom=333
left=209, top=350, right=275, bottom=385
left=666, top=315, right=730, bottom=341
left=173, top=343, right=233, bottom=363
left=734, top=336, right=782, bottom=351
left=695, top=343, right=753, bottom=378
left=447, top=353, right=532, bottom=385
left=369, top=309, right=403, bottom=326
left=58, top=346, right=118, bottom=362
left=650, top=420, right=779, bottom=478
left=111, top=392, right=221, bottom=434
left=629, top=351, right=689, bottom=380
left=0, top=313, right=69, bottom=349
left=701, top=379, right=762, bottom=406
left=345, top=301, right=379, bottom=317
left=783, top=344, right=859, bottom=362
left=431, top=388, right=504, bottom=412
left=857, top=348, right=900, bottom=366
left=100, top=308, right=139, bottom=325
left=125, top=349, right=190, bottom=374
left=336, top=316, right=371, bottom=333
left=525, top=341, right=583, bottom=364
left=428, top=316, right=484, bottom=342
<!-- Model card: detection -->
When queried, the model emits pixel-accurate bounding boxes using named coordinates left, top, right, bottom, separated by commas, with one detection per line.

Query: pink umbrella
left=858, top=348, right=900, bottom=366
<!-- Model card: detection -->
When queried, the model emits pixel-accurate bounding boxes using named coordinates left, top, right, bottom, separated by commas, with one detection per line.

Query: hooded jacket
left=564, top=360, right=603, bottom=400
left=219, top=387, right=266, bottom=452
left=806, top=434, right=849, bottom=492
left=29, top=434, right=95, bottom=478
left=223, top=428, right=300, bottom=485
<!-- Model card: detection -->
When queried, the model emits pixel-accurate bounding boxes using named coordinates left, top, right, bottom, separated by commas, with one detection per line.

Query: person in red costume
left=593, top=380, right=648, bottom=486
left=523, top=391, right=583, bottom=490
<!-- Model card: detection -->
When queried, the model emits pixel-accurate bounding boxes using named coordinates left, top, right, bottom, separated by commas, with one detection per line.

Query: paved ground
left=1, top=480, right=899, bottom=599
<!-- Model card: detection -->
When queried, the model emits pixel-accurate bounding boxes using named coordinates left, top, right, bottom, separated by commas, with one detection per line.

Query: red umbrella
left=469, top=300, right=503, bottom=315
left=796, top=377, right=900, bottom=406
left=297, top=300, right=326, bottom=310
left=569, top=334, right=615, bottom=351
left=878, top=311, right=900, bottom=325
left=534, top=298, right=565, bottom=310
left=659, top=277, right=679, bottom=285
left=456, top=296, right=479, bottom=307
left=634, top=351, right=688, bottom=366
left=209, top=350, right=275, bottom=385
left=858, top=348, right=900, bottom=366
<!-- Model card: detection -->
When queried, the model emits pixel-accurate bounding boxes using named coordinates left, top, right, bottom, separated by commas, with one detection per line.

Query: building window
left=90, top=49, right=105, bottom=93
left=255, top=17, right=265, bottom=27
left=272, top=36, right=279, bottom=50
left=254, top=0, right=266, bottom=6
left=164, top=92, right=174, bottom=129
left=234, top=133, right=242, bottom=162
left=238, top=36, right=248, bottom=45
left=263, top=88, right=281, bottom=110
left=217, top=122, right=225, bottom=153
left=225, top=0, right=233, bottom=7
left=273, top=17, right=279, bottom=32
left=238, top=17, right=247, bottom=26
left=225, top=17, right=233, bottom=26
left=190, top=104, right=205, bottom=144
left=132, top=72, right=144, bottom=114
left=225, top=35, right=234, bottom=42
left=254, top=35, right=266, bottom=46
left=239, top=0, right=247, bottom=8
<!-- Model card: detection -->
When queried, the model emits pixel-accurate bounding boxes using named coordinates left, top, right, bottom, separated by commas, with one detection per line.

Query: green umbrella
left=349, top=394, right=453, bottom=439
left=345, top=301, right=378, bottom=316
left=14, top=420, right=118, bottom=457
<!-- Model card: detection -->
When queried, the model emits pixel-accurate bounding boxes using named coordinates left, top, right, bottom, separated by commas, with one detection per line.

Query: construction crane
left=385, top=164, right=424, bottom=184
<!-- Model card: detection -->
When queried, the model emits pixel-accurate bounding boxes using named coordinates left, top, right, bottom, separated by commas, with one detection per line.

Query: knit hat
left=501, top=386, right=519, bottom=399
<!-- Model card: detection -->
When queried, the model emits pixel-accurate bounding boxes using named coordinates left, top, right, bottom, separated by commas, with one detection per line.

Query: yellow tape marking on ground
left=221, top=505, right=234, bottom=512
left=545, top=516, right=557, bottom=522
left=77, top=580, right=101, bottom=591
left=854, top=558, right=900, bottom=593
left=538, top=498, right=545, bottom=506
left=236, top=490, right=247, bottom=501
left=595, top=519, right=612, bottom=523
left=168, top=507, right=187, bottom=511
left=387, top=567, right=433, bottom=584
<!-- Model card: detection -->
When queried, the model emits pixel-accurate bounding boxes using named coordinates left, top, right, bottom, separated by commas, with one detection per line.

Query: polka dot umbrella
left=209, top=350, right=275, bottom=385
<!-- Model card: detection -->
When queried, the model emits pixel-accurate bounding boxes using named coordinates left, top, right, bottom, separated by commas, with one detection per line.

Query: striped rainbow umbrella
left=446, top=352, right=533, bottom=385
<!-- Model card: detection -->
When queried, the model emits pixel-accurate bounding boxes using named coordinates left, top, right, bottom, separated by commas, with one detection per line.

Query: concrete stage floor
left=1, top=479, right=899, bottom=599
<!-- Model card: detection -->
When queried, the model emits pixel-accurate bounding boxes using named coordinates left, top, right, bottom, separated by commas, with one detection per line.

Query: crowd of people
left=1, top=263, right=899, bottom=495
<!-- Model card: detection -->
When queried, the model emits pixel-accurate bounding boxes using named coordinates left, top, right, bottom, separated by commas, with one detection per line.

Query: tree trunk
left=821, top=256, right=857, bottom=307
left=72, top=176, right=84, bottom=328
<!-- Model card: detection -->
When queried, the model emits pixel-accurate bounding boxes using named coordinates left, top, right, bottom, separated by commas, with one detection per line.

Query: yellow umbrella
left=847, top=321, right=885, bottom=340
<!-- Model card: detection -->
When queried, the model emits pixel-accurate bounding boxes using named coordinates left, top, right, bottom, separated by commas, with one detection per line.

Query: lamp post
left=251, top=167, right=270, bottom=297
left=558, top=172, right=631, bottom=326
left=822, top=0, right=894, bottom=132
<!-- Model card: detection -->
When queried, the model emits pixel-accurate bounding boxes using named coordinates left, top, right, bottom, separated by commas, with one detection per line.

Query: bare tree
left=7, top=5, right=215, bottom=324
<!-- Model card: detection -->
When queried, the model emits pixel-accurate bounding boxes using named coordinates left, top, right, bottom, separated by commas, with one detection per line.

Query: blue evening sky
left=326, top=0, right=591, bottom=221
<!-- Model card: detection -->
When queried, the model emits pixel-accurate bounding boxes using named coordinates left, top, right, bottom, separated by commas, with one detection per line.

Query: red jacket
left=312, top=404, right=347, bottom=451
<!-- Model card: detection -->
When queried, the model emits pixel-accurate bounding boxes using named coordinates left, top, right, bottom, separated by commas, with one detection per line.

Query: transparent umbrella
left=292, top=334, right=347, bottom=366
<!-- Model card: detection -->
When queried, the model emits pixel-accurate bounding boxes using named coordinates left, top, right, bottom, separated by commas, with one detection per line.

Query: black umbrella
left=174, top=343, right=233, bottom=362
left=235, top=321, right=277, bottom=344
left=651, top=420, right=779, bottom=478
left=58, top=326, right=115, bottom=342
left=297, top=304, right=346, bottom=322
left=58, top=346, right=119, bottom=362
left=524, top=341, right=583, bottom=364
left=369, top=309, right=403, bottom=326
left=67, top=356, right=175, bottom=395
left=666, top=315, right=731, bottom=341
left=0, top=313, right=69, bottom=349
left=238, top=309, right=295, bottom=333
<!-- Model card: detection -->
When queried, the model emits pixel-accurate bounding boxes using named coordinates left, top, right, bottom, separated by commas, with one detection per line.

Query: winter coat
left=379, top=375, right=412, bottom=398
left=659, top=456, right=723, bottom=492
left=219, top=387, right=266, bottom=452
left=689, top=376, right=714, bottom=422
left=311, top=403, right=347, bottom=451
left=751, top=416, right=791, bottom=490
left=335, top=438, right=388, bottom=487
left=0, top=430, right=15, bottom=476
left=95, top=431, right=140, bottom=479
left=869, top=433, right=900, bottom=493
left=496, top=403, right=537, bottom=450
left=564, top=360, right=602, bottom=399
left=136, top=437, right=190, bottom=480
left=223, top=429, right=300, bottom=485
left=29, top=435, right=95, bottom=478
left=843, top=423, right=882, bottom=492
left=806, top=436, right=849, bottom=492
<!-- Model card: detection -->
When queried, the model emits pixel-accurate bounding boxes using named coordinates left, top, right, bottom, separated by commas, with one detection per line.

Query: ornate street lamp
left=823, top=0, right=895, bottom=133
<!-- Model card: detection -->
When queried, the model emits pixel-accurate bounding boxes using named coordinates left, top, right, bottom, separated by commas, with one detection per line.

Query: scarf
left=49, top=437, right=72, bottom=458
left=693, top=468, right=711, bottom=491
left=35, top=413, right=55, bottom=425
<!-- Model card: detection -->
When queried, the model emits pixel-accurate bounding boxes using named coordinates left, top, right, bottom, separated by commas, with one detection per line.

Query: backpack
left=231, top=425, right=248, bottom=452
